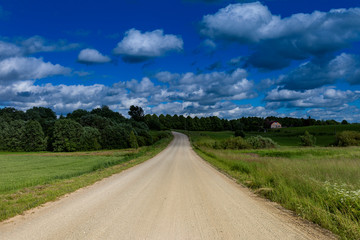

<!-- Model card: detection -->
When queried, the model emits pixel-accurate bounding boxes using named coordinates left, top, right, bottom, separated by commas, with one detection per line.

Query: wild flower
left=324, top=181, right=360, bottom=220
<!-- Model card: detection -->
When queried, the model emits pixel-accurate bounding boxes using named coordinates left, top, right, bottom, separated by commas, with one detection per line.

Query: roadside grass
left=0, top=134, right=173, bottom=222
left=186, top=131, right=360, bottom=240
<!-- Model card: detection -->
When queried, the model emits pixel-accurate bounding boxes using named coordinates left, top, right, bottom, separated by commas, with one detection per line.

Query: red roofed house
left=270, top=121, right=282, bottom=129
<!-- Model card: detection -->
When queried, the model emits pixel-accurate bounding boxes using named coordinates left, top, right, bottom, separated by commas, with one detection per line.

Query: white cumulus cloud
left=0, top=57, right=71, bottom=84
left=77, top=48, right=111, bottom=64
left=113, top=29, right=183, bottom=62
left=153, top=68, right=256, bottom=104
left=0, top=41, right=22, bottom=59
left=201, top=2, right=360, bottom=69
left=265, top=87, right=360, bottom=109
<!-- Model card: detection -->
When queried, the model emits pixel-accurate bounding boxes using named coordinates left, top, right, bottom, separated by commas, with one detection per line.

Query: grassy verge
left=0, top=134, right=173, bottom=222
left=184, top=131, right=360, bottom=240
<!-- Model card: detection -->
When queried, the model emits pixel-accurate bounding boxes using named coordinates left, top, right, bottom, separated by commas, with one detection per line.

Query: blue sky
left=1, top=0, right=360, bottom=121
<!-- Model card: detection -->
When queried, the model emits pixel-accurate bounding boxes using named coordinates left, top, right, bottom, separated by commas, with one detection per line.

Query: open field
left=185, top=124, right=360, bottom=147
left=0, top=134, right=173, bottom=222
left=186, top=131, right=360, bottom=240
left=252, top=124, right=360, bottom=146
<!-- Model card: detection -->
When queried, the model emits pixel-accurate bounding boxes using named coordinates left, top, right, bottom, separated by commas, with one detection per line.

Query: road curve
left=1, top=132, right=334, bottom=240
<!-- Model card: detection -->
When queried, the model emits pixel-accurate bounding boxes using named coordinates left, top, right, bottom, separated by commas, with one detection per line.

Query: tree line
left=0, top=105, right=347, bottom=152
left=143, top=114, right=346, bottom=132
left=0, top=106, right=166, bottom=152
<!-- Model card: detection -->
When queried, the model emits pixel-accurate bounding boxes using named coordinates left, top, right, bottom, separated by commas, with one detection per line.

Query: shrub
left=335, top=131, right=360, bottom=146
left=213, top=136, right=278, bottom=150
left=129, top=131, right=139, bottom=149
left=234, top=130, right=245, bottom=138
left=247, top=135, right=278, bottom=149
left=300, top=131, right=316, bottom=146
left=214, top=137, right=251, bottom=150
left=136, top=136, right=147, bottom=147
left=134, top=128, right=153, bottom=146
left=151, top=131, right=172, bottom=143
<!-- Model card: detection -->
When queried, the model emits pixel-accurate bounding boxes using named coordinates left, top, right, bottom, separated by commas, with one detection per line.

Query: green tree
left=67, top=109, right=89, bottom=122
left=300, top=131, right=316, bottom=146
left=6, top=120, right=26, bottom=151
left=25, top=107, right=57, bottom=136
left=145, top=114, right=162, bottom=130
left=80, top=127, right=101, bottom=151
left=100, top=124, right=131, bottom=149
left=0, top=107, right=26, bottom=121
left=129, top=131, right=139, bottom=149
left=22, top=120, right=46, bottom=151
left=91, top=105, right=125, bottom=122
left=128, top=105, right=144, bottom=122
left=52, top=119, right=84, bottom=152
left=80, top=114, right=112, bottom=130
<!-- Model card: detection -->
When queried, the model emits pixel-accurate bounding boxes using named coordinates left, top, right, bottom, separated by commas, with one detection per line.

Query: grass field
left=185, top=124, right=360, bottom=147
left=186, top=131, right=360, bottom=240
left=0, top=133, right=173, bottom=222
left=0, top=150, right=136, bottom=194
left=252, top=124, right=360, bottom=146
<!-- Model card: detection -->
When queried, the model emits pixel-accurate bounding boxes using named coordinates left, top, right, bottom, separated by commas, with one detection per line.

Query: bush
left=129, top=131, right=139, bottom=149
left=214, top=137, right=251, bottom=150
left=234, top=130, right=245, bottom=138
left=335, top=131, right=360, bottom=146
left=300, top=131, right=316, bottom=146
left=136, top=136, right=147, bottom=147
left=247, top=135, right=278, bottom=149
left=134, top=128, right=153, bottom=146
left=151, top=131, right=172, bottom=143
left=212, top=136, right=277, bottom=150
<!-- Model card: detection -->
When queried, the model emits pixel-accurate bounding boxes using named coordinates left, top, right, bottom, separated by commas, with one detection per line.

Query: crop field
left=187, top=131, right=360, bottom=239
left=0, top=135, right=173, bottom=222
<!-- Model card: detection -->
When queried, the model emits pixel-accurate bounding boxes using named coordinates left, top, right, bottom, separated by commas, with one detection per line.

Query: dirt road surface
left=1, top=132, right=335, bottom=240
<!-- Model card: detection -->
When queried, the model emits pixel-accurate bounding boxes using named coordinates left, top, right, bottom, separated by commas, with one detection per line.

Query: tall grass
left=188, top=131, right=360, bottom=240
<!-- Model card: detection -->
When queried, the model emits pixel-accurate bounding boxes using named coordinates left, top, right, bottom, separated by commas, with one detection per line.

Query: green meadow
left=1, top=151, right=135, bottom=194
left=0, top=134, right=173, bottom=222
left=186, top=130, right=360, bottom=240
left=187, top=124, right=360, bottom=147
left=251, top=124, right=360, bottom=146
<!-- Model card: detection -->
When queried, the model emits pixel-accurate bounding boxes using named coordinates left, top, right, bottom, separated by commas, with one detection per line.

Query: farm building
left=270, top=121, right=282, bottom=129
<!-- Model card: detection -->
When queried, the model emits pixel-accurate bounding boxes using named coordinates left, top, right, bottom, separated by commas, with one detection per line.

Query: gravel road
left=0, top=132, right=335, bottom=240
